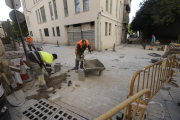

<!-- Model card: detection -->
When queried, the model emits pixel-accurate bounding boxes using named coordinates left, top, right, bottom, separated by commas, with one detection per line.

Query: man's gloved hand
left=81, top=55, right=84, bottom=59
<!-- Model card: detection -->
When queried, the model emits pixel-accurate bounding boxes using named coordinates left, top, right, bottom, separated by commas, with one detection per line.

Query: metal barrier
left=173, top=53, right=180, bottom=76
left=96, top=54, right=180, bottom=120
left=127, top=54, right=177, bottom=119
left=95, top=89, right=151, bottom=120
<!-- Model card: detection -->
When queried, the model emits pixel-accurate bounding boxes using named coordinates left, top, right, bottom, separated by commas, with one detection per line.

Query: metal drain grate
left=49, top=108, right=86, bottom=120
left=22, top=98, right=61, bottom=120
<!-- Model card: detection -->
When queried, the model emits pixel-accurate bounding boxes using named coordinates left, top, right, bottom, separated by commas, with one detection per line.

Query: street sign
left=5, top=0, right=21, bottom=9
left=9, top=10, right=24, bottom=23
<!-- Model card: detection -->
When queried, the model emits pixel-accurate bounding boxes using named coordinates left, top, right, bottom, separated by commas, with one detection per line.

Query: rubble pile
left=5, top=52, right=25, bottom=59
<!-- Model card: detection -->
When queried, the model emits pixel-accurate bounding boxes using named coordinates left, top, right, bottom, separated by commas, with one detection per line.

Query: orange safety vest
left=75, top=39, right=89, bottom=55
left=27, top=37, right=33, bottom=44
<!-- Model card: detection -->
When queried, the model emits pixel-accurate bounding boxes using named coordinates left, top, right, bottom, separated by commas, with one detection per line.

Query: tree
left=127, top=24, right=134, bottom=34
left=11, top=19, right=28, bottom=37
left=131, top=0, right=180, bottom=32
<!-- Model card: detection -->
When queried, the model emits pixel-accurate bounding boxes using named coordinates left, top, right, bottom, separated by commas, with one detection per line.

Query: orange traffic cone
left=43, top=40, right=45, bottom=44
left=20, top=59, right=30, bottom=81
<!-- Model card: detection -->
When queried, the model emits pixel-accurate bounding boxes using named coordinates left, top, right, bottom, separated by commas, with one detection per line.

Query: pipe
left=11, top=0, right=27, bottom=55
left=97, top=12, right=101, bottom=51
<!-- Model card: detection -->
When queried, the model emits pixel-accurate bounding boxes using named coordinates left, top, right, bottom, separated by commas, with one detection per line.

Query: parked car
left=127, top=34, right=140, bottom=44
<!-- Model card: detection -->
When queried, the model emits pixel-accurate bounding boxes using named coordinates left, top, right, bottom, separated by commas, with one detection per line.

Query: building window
left=106, top=0, right=108, bottom=12
left=26, top=16, right=31, bottom=27
left=49, top=2, right=54, bottom=20
left=29, top=31, right=33, bottom=36
left=119, top=1, right=121, bottom=19
left=116, top=0, right=118, bottom=17
left=40, top=6, right=47, bottom=23
left=56, top=27, right=60, bottom=36
left=63, top=0, right=68, bottom=17
left=38, top=9, right=42, bottom=23
left=36, top=10, right=40, bottom=24
left=109, top=23, right=111, bottom=36
left=53, top=0, right=58, bottom=19
left=52, top=27, right=55, bottom=36
left=115, top=25, right=117, bottom=35
left=75, top=0, right=80, bottom=14
left=105, top=22, right=108, bottom=36
left=110, top=0, right=112, bottom=14
left=44, top=28, right=49, bottom=36
left=83, top=0, right=89, bottom=12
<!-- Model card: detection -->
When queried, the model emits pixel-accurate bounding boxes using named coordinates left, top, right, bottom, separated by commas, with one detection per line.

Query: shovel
left=0, top=63, right=26, bottom=107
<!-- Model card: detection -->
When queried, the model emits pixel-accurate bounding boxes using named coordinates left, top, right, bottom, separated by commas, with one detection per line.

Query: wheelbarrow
left=83, top=59, right=105, bottom=77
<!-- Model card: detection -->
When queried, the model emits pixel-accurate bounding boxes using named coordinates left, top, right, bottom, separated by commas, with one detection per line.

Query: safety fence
left=95, top=89, right=151, bottom=120
left=96, top=54, right=179, bottom=120
left=173, top=53, right=180, bottom=76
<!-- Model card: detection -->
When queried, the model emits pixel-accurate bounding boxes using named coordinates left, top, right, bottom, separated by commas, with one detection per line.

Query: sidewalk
left=10, top=44, right=180, bottom=120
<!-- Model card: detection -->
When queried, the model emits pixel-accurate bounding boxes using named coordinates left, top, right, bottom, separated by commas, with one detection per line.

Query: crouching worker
left=26, top=51, right=57, bottom=91
left=75, top=39, right=91, bottom=70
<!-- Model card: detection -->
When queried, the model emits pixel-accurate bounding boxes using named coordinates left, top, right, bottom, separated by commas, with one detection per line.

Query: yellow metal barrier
left=173, top=53, right=180, bottom=76
left=96, top=54, right=179, bottom=120
left=127, top=54, right=178, bottom=119
left=95, top=89, right=150, bottom=120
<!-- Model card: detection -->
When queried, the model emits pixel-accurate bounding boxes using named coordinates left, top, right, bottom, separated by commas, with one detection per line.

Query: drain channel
left=49, top=108, right=86, bottom=120
left=22, top=98, right=61, bottom=120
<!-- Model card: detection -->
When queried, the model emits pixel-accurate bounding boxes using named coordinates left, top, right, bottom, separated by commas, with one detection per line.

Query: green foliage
left=131, top=0, right=180, bottom=31
left=128, top=24, right=134, bottom=34
left=11, top=20, right=28, bottom=37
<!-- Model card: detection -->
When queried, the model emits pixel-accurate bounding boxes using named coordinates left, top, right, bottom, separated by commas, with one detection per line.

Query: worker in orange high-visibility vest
left=74, top=39, right=91, bottom=70
left=27, top=36, right=36, bottom=51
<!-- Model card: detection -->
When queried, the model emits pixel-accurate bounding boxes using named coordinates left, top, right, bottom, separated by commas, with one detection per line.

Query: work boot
left=40, top=84, right=53, bottom=91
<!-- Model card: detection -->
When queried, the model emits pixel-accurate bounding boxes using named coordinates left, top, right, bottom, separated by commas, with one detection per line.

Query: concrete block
left=160, top=90, right=173, bottom=101
left=78, top=69, right=85, bottom=81
left=66, top=72, right=71, bottom=76
left=54, top=63, right=61, bottom=72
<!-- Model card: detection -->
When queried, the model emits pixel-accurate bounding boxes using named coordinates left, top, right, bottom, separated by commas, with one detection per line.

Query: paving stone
left=165, top=101, right=180, bottom=120
left=165, top=117, right=172, bottom=120
left=160, top=90, right=173, bottom=101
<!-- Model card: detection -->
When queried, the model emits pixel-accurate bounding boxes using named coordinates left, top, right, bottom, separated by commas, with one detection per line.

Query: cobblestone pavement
left=10, top=44, right=180, bottom=120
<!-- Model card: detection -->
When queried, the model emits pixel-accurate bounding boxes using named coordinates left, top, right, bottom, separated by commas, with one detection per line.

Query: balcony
left=125, top=0, right=131, bottom=12
left=123, top=15, right=129, bottom=24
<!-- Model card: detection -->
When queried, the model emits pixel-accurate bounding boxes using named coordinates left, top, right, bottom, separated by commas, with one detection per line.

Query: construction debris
left=148, top=53, right=161, bottom=57
left=162, top=44, right=180, bottom=58
left=5, top=52, right=25, bottom=60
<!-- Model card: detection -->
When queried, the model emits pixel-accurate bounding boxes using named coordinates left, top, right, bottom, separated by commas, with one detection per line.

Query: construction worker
left=151, top=34, right=156, bottom=46
left=27, top=35, right=36, bottom=51
left=26, top=51, right=57, bottom=91
left=75, top=39, right=91, bottom=70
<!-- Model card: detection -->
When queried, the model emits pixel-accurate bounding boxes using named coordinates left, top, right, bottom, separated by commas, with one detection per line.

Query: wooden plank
left=10, top=66, right=20, bottom=72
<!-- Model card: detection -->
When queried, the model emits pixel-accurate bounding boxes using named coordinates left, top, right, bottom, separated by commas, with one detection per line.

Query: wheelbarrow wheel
left=99, top=71, right=102, bottom=76
left=85, top=72, right=88, bottom=77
